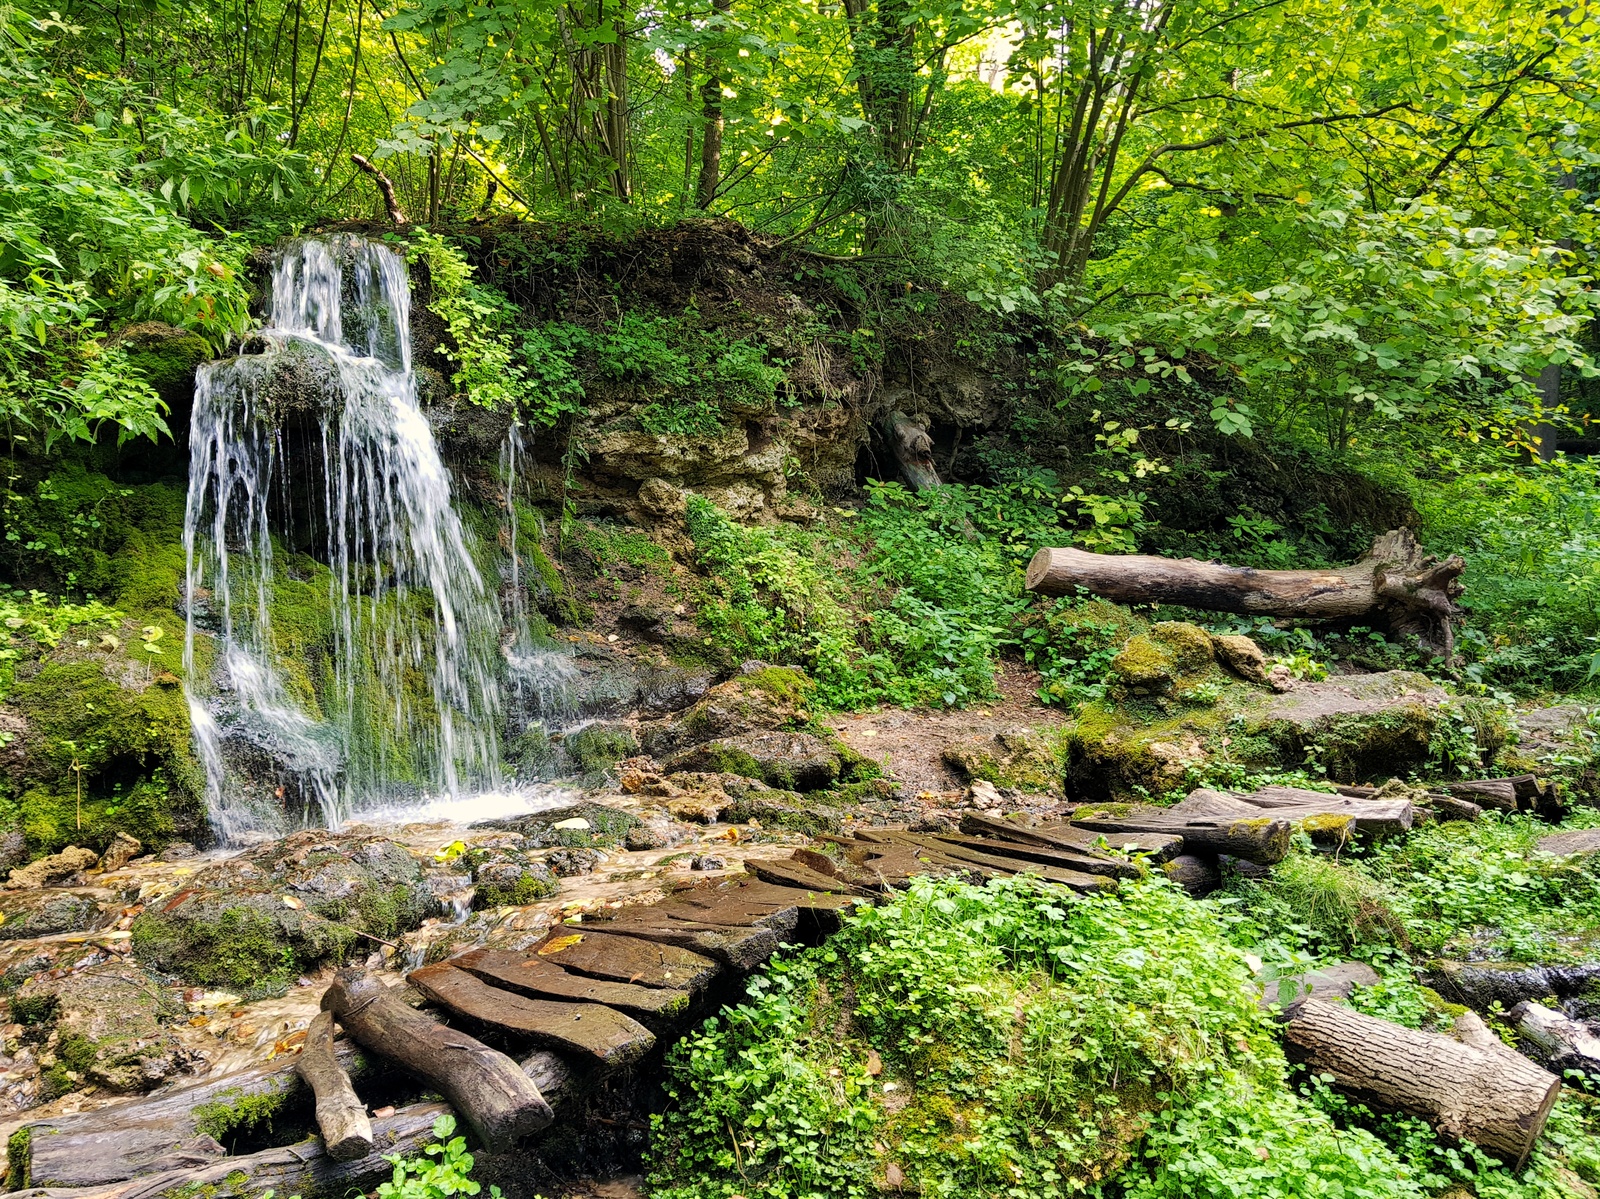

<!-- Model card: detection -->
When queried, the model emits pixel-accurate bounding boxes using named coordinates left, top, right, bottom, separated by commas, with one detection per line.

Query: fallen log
left=8, top=1048, right=571, bottom=1193
left=1068, top=806, right=1292, bottom=865
left=1336, top=783, right=1481, bottom=822
left=1508, top=1000, right=1600, bottom=1085
left=1026, top=528, right=1464, bottom=659
left=322, top=968, right=553, bottom=1152
left=296, top=1011, right=373, bottom=1162
left=1172, top=787, right=1414, bottom=842
left=1282, top=997, right=1560, bottom=1168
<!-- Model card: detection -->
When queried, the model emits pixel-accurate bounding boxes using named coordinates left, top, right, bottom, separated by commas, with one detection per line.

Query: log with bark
left=322, top=968, right=553, bottom=1152
left=1067, top=805, right=1293, bottom=864
left=1507, top=1000, right=1600, bottom=1085
left=8, top=1045, right=572, bottom=1193
left=1172, top=786, right=1415, bottom=844
left=880, top=411, right=940, bottom=491
left=1282, top=998, right=1560, bottom=1167
left=296, top=1011, right=373, bottom=1162
left=349, top=154, right=407, bottom=225
left=1026, top=528, right=1465, bottom=659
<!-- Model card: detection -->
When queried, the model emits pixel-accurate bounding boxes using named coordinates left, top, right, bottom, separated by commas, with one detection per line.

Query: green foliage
left=377, top=1114, right=502, bottom=1199
left=649, top=874, right=1438, bottom=1199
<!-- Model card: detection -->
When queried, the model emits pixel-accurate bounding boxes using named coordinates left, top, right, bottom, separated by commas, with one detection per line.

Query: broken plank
left=960, top=812, right=1183, bottom=863
left=927, top=831, right=1140, bottom=879
left=451, top=947, right=692, bottom=1032
left=530, top=928, right=721, bottom=992
left=595, top=910, right=779, bottom=971
left=884, top=832, right=1115, bottom=893
left=743, top=856, right=869, bottom=895
left=1067, top=806, right=1291, bottom=865
left=409, top=962, right=654, bottom=1069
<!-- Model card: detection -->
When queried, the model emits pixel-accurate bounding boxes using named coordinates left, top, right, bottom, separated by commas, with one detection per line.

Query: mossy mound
left=110, top=321, right=213, bottom=409
left=129, top=831, right=438, bottom=988
left=466, top=843, right=560, bottom=909
left=641, top=665, right=813, bottom=756
left=664, top=731, right=845, bottom=791
left=10, top=961, right=199, bottom=1094
left=1067, top=669, right=1447, bottom=798
left=942, top=729, right=1066, bottom=794
left=477, top=801, right=642, bottom=848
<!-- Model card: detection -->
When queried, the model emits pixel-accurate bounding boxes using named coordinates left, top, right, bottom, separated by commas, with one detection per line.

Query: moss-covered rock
left=110, top=322, right=213, bottom=410
left=0, top=889, right=109, bottom=940
left=477, top=801, right=641, bottom=848
left=942, top=729, right=1065, bottom=794
left=466, top=843, right=560, bottom=908
left=640, top=665, right=813, bottom=756
left=564, top=723, right=640, bottom=774
left=11, top=961, right=199, bottom=1093
left=1066, top=670, right=1447, bottom=798
left=1108, top=622, right=1216, bottom=700
left=129, top=831, right=438, bottom=988
left=664, top=730, right=843, bottom=790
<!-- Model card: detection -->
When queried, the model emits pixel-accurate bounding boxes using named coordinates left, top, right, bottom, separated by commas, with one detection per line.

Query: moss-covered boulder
left=664, top=731, right=844, bottom=791
left=1107, top=622, right=1216, bottom=700
left=466, top=843, right=560, bottom=909
left=129, top=831, right=438, bottom=989
left=1066, top=670, right=1448, bottom=799
left=942, top=729, right=1065, bottom=794
left=0, top=889, right=110, bottom=940
left=477, top=801, right=641, bottom=848
left=11, top=961, right=200, bottom=1095
left=640, top=665, right=812, bottom=756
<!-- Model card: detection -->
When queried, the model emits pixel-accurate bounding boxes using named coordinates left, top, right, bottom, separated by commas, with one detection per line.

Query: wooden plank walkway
left=3, top=817, right=1198, bottom=1196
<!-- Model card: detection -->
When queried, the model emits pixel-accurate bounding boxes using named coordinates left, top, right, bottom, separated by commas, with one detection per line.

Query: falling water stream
left=183, top=235, right=512, bottom=841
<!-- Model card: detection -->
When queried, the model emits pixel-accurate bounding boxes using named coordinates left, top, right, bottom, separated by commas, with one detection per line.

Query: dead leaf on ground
left=865, top=1049, right=883, bottom=1076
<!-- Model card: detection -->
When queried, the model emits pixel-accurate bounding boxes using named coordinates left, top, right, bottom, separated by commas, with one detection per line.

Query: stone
left=663, top=731, right=843, bottom=791
left=964, top=779, right=1003, bottom=809
left=12, top=961, right=202, bottom=1093
left=545, top=848, right=600, bottom=877
left=1212, top=634, right=1269, bottom=684
left=129, top=831, right=438, bottom=988
left=636, top=477, right=687, bottom=518
left=159, top=842, right=198, bottom=861
left=0, top=889, right=110, bottom=940
left=942, top=730, right=1063, bottom=794
left=467, top=845, right=559, bottom=909
left=639, top=667, right=812, bottom=757
left=1538, top=829, right=1600, bottom=857
left=690, top=855, right=726, bottom=872
left=625, top=826, right=667, bottom=851
left=98, top=833, right=142, bottom=873
left=8, top=847, right=99, bottom=890
left=476, top=802, right=641, bottom=848
left=0, top=829, right=27, bottom=877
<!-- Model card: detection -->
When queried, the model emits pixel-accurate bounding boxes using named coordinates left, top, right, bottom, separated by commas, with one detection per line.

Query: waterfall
left=183, top=235, right=503, bottom=841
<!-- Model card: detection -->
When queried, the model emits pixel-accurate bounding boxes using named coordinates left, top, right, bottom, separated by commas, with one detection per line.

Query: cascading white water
left=183, top=235, right=503, bottom=841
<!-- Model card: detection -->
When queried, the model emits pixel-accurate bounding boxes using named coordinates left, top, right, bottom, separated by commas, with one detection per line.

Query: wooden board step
left=743, top=856, right=868, bottom=894
left=595, top=910, right=780, bottom=971
left=409, top=963, right=655, bottom=1068
left=885, top=831, right=1115, bottom=893
left=925, top=831, right=1140, bottom=879
left=451, top=947, right=693, bottom=1032
left=960, top=811, right=1183, bottom=863
left=529, top=928, right=721, bottom=993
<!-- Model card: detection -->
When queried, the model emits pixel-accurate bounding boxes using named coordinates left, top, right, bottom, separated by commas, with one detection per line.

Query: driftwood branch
left=296, top=1011, right=373, bottom=1161
left=322, top=968, right=553, bottom=1152
left=1026, top=528, right=1464, bottom=659
left=350, top=154, right=406, bottom=225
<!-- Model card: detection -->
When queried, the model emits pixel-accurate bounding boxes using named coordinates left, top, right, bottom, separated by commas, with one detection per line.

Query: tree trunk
left=296, top=1011, right=373, bottom=1162
left=1282, top=998, right=1560, bottom=1168
left=322, top=969, right=553, bottom=1152
left=880, top=411, right=940, bottom=490
left=694, top=0, right=732, bottom=208
left=1508, top=1000, right=1600, bottom=1085
left=350, top=154, right=406, bottom=225
left=1025, top=529, right=1465, bottom=659
left=1068, top=806, right=1292, bottom=864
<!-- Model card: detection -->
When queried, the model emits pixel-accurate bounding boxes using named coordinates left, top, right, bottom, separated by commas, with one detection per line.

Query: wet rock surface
left=0, top=890, right=111, bottom=940
left=128, top=831, right=439, bottom=989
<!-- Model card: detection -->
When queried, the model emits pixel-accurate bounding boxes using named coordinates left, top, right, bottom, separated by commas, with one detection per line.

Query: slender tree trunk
left=694, top=0, right=731, bottom=209
left=604, top=0, right=632, bottom=199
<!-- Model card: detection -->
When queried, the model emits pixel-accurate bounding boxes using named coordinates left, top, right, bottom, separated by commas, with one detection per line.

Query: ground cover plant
left=645, top=873, right=1600, bottom=1199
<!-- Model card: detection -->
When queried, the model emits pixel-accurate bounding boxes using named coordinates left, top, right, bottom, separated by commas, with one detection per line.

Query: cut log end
left=296, top=1010, right=374, bottom=1162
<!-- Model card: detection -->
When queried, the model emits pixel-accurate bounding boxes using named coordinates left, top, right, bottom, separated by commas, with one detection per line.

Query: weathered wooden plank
left=595, top=910, right=780, bottom=971
left=960, top=811, right=1183, bottom=863
left=927, top=831, right=1140, bottom=879
left=408, top=963, right=654, bottom=1068
left=451, top=947, right=693, bottom=1031
left=529, top=928, right=721, bottom=992
left=1067, top=806, right=1291, bottom=865
left=881, top=832, right=1116, bottom=893
left=743, top=856, right=867, bottom=894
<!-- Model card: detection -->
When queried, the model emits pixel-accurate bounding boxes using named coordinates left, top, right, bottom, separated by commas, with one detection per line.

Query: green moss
left=720, top=795, right=840, bottom=834
left=565, top=724, right=640, bottom=774
left=741, top=666, right=812, bottom=708
left=118, top=325, right=212, bottom=401
left=57, top=1031, right=97, bottom=1074
left=7, top=1126, right=31, bottom=1190
left=834, top=740, right=883, bottom=783
left=474, top=870, right=560, bottom=908
left=1148, top=622, right=1216, bottom=672
left=129, top=902, right=327, bottom=990
left=1109, top=635, right=1175, bottom=692
left=8, top=989, right=58, bottom=1025
left=192, top=1082, right=291, bottom=1143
